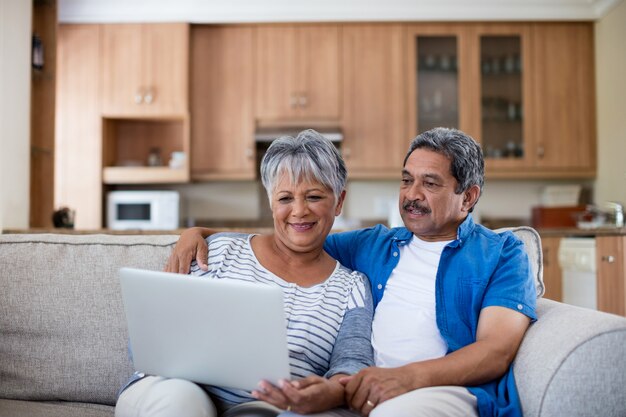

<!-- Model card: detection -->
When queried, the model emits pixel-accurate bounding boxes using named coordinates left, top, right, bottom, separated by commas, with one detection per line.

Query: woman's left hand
left=251, top=374, right=345, bottom=414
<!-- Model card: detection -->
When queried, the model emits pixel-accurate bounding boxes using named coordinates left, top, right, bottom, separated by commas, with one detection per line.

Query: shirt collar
left=392, top=214, right=475, bottom=245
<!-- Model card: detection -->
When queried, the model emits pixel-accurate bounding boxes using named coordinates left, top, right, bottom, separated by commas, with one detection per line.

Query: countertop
left=537, top=226, right=626, bottom=237
left=5, top=225, right=626, bottom=237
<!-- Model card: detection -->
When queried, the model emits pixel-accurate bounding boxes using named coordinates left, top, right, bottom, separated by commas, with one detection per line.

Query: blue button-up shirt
left=324, top=215, right=537, bottom=417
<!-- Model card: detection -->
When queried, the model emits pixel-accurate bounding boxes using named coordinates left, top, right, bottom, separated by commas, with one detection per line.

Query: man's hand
left=341, top=306, right=531, bottom=415
left=340, top=366, right=419, bottom=416
left=164, top=227, right=213, bottom=274
left=251, top=375, right=345, bottom=414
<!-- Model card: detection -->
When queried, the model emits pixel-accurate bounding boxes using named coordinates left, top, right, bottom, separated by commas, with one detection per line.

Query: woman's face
left=271, top=174, right=345, bottom=254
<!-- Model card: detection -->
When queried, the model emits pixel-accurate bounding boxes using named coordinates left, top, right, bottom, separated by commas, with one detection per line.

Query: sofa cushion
left=0, top=399, right=113, bottom=417
left=496, top=226, right=545, bottom=298
left=0, top=234, right=178, bottom=406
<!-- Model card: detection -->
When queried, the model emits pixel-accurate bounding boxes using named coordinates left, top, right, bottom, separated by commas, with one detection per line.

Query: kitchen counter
left=1, top=227, right=274, bottom=235
left=537, top=226, right=626, bottom=237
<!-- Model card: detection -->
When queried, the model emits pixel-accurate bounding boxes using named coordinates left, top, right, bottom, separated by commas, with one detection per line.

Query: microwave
left=107, top=191, right=179, bottom=230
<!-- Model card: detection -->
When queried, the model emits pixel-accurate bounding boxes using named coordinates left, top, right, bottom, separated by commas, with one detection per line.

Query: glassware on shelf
left=480, top=35, right=523, bottom=159
left=147, top=147, right=162, bottom=167
left=416, top=36, right=459, bottom=132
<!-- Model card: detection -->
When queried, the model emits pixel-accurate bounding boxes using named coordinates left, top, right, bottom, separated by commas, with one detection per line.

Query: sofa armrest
left=514, top=298, right=626, bottom=417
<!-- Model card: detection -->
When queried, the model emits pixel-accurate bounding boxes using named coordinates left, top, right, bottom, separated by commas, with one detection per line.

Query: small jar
left=147, top=147, right=162, bottom=167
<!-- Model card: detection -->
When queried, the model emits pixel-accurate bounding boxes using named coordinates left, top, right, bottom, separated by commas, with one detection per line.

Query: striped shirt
left=190, top=233, right=374, bottom=408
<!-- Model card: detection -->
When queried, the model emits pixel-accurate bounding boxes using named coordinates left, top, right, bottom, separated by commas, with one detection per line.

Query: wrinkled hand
left=164, top=227, right=209, bottom=273
left=340, top=367, right=418, bottom=416
left=251, top=375, right=345, bottom=414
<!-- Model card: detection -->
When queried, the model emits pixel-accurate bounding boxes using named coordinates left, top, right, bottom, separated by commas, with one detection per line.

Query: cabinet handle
left=144, top=89, right=154, bottom=105
left=602, top=255, right=616, bottom=263
left=537, top=146, right=545, bottom=159
left=290, top=94, right=298, bottom=108
left=343, top=148, right=351, bottom=159
left=134, top=90, right=143, bottom=104
left=299, top=94, right=308, bottom=107
left=245, top=148, right=254, bottom=159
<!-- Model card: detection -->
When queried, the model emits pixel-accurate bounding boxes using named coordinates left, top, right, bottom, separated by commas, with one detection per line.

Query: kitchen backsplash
left=169, top=179, right=594, bottom=229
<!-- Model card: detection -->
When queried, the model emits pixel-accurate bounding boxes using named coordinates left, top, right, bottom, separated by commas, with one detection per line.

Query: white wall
left=594, top=0, right=626, bottom=206
left=0, top=1, right=32, bottom=231
left=344, top=179, right=591, bottom=225
left=57, top=0, right=622, bottom=23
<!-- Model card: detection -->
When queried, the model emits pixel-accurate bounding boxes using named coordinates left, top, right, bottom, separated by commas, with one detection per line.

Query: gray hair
left=260, top=129, right=347, bottom=203
left=404, top=127, right=484, bottom=210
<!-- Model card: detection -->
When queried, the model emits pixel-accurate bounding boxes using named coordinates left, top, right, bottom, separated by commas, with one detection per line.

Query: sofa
left=0, top=229, right=625, bottom=417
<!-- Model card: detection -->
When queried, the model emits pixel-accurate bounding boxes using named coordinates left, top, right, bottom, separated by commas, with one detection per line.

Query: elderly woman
left=115, top=130, right=374, bottom=417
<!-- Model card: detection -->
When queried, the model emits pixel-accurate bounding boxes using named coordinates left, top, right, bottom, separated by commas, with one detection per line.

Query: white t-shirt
left=371, top=235, right=451, bottom=368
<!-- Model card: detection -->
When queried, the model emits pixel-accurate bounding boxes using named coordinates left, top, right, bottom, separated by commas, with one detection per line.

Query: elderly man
left=167, top=127, right=537, bottom=417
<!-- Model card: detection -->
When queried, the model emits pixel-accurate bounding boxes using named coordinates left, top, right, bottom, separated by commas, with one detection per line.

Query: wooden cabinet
left=55, top=25, right=102, bottom=229
left=190, top=26, right=256, bottom=180
left=255, top=25, right=340, bottom=122
left=405, top=22, right=595, bottom=180
left=101, top=23, right=189, bottom=117
left=541, top=236, right=563, bottom=301
left=342, top=24, right=407, bottom=178
left=596, top=236, right=626, bottom=316
left=528, top=23, right=596, bottom=176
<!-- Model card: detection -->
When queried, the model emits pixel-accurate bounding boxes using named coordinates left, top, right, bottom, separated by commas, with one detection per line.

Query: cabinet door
left=142, top=23, right=189, bottom=116
left=297, top=25, right=340, bottom=120
left=255, top=25, right=300, bottom=120
left=190, top=26, right=255, bottom=180
left=101, top=24, right=143, bottom=116
left=101, top=24, right=188, bottom=117
left=55, top=25, right=102, bottom=229
left=529, top=23, right=596, bottom=176
left=406, top=24, right=471, bottom=137
left=596, top=236, right=626, bottom=316
left=342, top=24, right=406, bottom=178
left=541, top=236, right=563, bottom=301
left=256, top=25, right=340, bottom=121
left=473, top=24, right=533, bottom=174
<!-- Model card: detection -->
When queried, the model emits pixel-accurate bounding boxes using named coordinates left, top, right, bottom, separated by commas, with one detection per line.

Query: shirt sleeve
left=324, top=227, right=380, bottom=271
left=325, top=273, right=375, bottom=378
left=482, top=232, right=538, bottom=322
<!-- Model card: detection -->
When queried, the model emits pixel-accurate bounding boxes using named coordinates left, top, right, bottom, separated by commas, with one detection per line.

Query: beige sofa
left=1, top=230, right=625, bottom=417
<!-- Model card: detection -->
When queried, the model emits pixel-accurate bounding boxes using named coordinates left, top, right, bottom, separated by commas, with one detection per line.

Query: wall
left=57, top=0, right=621, bottom=22
left=0, top=1, right=32, bottom=231
left=594, top=0, right=626, bottom=206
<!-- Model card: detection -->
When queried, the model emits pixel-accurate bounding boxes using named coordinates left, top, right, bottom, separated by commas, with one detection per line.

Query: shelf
left=102, top=166, right=189, bottom=184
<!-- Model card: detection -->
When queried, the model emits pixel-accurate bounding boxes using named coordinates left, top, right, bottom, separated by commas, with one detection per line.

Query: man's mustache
left=402, top=200, right=431, bottom=214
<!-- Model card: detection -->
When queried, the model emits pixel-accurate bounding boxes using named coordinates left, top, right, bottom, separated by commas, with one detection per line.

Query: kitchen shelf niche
left=102, top=117, right=189, bottom=184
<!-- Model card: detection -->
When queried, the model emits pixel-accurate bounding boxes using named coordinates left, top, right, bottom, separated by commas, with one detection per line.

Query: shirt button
left=517, top=304, right=523, bottom=310
left=377, top=284, right=383, bottom=290
left=393, top=252, right=398, bottom=257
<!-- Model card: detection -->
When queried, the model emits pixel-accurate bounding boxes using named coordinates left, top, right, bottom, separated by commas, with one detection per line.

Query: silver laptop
left=119, top=267, right=291, bottom=391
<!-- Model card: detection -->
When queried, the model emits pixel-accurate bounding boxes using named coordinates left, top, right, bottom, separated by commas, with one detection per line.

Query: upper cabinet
left=472, top=24, right=533, bottom=176
left=342, top=24, right=407, bottom=178
left=528, top=23, right=596, bottom=176
left=255, top=24, right=341, bottom=122
left=406, top=22, right=595, bottom=179
left=101, top=23, right=189, bottom=117
left=190, top=26, right=256, bottom=180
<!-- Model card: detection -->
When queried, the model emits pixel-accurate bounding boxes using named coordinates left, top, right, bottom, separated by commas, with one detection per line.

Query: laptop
left=119, top=267, right=291, bottom=391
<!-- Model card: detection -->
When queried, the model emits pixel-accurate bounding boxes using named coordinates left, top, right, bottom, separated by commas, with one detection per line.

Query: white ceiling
left=59, top=0, right=624, bottom=23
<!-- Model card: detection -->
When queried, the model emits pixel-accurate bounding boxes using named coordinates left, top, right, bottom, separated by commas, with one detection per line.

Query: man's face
left=399, top=148, right=474, bottom=242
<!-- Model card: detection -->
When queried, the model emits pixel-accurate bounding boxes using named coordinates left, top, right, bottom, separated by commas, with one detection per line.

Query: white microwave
left=107, top=191, right=179, bottom=230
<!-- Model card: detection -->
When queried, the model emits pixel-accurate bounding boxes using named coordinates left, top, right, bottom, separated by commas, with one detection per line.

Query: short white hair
left=260, top=129, right=347, bottom=202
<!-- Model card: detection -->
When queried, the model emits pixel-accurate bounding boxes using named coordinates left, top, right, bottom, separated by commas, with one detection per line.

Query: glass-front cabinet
left=407, top=25, right=468, bottom=139
left=408, top=24, right=538, bottom=177
left=480, top=35, right=523, bottom=160
left=475, top=25, right=532, bottom=174
left=416, top=36, right=459, bottom=132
